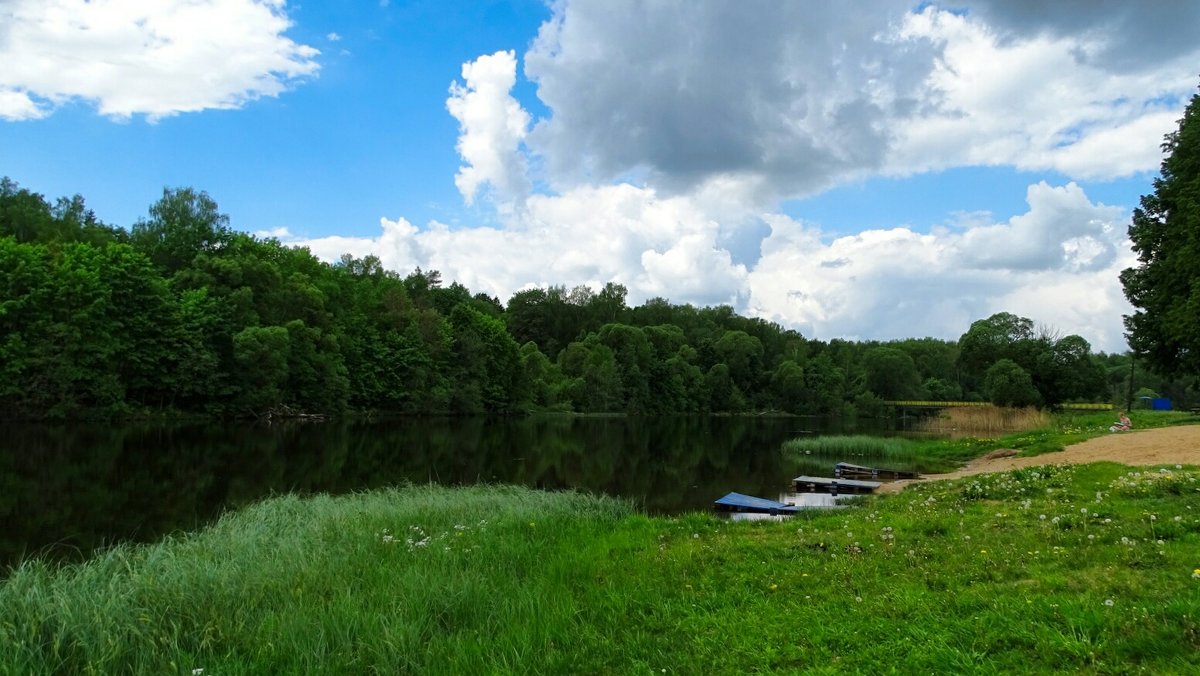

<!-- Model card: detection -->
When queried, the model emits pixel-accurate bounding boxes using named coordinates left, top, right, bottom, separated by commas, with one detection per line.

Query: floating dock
left=834, top=462, right=919, bottom=480
left=793, top=475, right=882, bottom=494
left=713, top=492, right=802, bottom=515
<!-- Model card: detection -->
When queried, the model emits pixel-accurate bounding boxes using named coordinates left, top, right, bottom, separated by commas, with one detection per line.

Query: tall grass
left=782, top=434, right=919, bottom=459
left=780, top=435, right=958, bottom=474
left=915, top=405, right=1051, bottom=437
left=0, top=484, right=633, bottom=675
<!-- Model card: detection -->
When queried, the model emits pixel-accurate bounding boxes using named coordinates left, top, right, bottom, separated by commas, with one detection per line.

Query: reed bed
left=915, top=405, right=1051, bottom=437
left=782, top=434, right=920, bottom=459
left=781, top=434, right=957, bottom=473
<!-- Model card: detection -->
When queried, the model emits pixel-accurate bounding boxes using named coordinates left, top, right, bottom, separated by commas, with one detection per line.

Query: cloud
left=0, top=0, right=319, bottom=121
left=294, top=183, right=749, bottom=309
left=519, top=1, right=1197, bottom=200
left=446, top=50, right=532, bottom=207
left=957, top=0, right=1200, bottom=73
left=254, top=226, right=293, bottom=239
left=888, top=7, right=1195, bottom=178
left=954, top=182, right=1125, bottom=271
left=746, top=182, right=1134, bottom=351
left=523, top=1, right=928, bottom=206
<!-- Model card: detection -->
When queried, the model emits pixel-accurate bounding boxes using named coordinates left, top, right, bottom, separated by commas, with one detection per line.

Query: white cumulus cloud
left=746, top=183, right=1134, bottom=351
left=294, top=183, right=749, bottom=310
left=0, top=0, right=319, bottom=121
left=446, top=50, right=532, bottom=207
left=889, top=7, right=1195, bottom=179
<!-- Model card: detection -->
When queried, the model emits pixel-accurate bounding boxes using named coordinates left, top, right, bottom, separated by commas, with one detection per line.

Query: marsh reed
left=915, top=405, right=1050, bottom=437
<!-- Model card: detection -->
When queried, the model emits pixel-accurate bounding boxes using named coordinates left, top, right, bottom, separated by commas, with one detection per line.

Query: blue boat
left=713, top=492, right=801, bottom=515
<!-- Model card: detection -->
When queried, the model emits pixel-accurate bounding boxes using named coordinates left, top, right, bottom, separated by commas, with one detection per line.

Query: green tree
left=957, top=312, right=1036, bottom=388
left=984, top=359, right=1041, bottom=408
left=596, top=323, right=653, bottom=413
left=768, top=360, right=806, bottom=412
left=1121, top=84, right=1200, bottom=377
left=0, top=178, right=54, bottom=243
left=449, top=305, right=524, bottom=413
left=131, top=187, right=231, bottom=274
left=1030, top=334, right=1107, bottom=406
left=803, top=352, right=845, bottom=415
left=232, top=326, right=290, bottom=413
left=861, top=346, right=921, bottom=400
left=714, top=330, right=764, bottom=395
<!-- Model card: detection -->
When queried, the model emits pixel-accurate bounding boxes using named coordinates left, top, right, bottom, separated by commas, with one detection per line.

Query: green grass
left=4, top=460, right=1200, bottom=674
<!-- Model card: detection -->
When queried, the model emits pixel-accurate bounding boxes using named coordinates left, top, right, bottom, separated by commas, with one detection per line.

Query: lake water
left=1, top=415, right=910, bottom=568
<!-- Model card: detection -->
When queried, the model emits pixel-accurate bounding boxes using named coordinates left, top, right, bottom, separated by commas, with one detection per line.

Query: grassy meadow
left=3, top=413, right=1199, bottom=673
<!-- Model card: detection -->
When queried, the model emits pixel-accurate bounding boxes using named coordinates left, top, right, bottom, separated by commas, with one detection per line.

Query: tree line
left=0, top=177, right=1189, bottom=420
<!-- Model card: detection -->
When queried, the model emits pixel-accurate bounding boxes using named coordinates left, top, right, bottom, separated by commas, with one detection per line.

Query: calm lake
left=1, top=415, right=909, bottom=568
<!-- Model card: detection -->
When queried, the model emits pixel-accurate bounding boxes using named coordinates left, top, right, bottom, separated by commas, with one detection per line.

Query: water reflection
left=1, top=415, right=904, bottom=568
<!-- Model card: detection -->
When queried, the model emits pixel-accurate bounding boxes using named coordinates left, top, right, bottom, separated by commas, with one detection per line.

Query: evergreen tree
left=1121, top=84, right=1200, bottom=377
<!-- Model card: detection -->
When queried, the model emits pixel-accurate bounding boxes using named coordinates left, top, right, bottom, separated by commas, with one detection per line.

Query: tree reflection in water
left=0, top=415, right=893, bottom=568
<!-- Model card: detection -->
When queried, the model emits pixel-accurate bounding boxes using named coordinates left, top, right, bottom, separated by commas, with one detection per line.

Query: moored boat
left=713, top=492, right=802, bottom=514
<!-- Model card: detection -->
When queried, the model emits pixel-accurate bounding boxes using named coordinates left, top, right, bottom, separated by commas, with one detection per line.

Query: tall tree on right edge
left=1121, top=83, right=1200, bottom=377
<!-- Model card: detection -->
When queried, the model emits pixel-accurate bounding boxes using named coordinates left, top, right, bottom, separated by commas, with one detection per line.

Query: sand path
left=878, top=424, right=1200, bottom=494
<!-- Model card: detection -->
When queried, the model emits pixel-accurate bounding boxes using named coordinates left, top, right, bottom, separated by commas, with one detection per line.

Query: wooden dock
left=834, top=462, right=919, bottom=480
left=793, top=475, right=882, bottom=494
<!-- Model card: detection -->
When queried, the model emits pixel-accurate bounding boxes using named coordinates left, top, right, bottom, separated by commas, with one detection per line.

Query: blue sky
left=3, top=1, right=1199, bottom=351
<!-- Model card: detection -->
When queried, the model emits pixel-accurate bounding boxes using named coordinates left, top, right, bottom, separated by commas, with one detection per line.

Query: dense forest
left=0, top=178, right=1190, bottom=420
